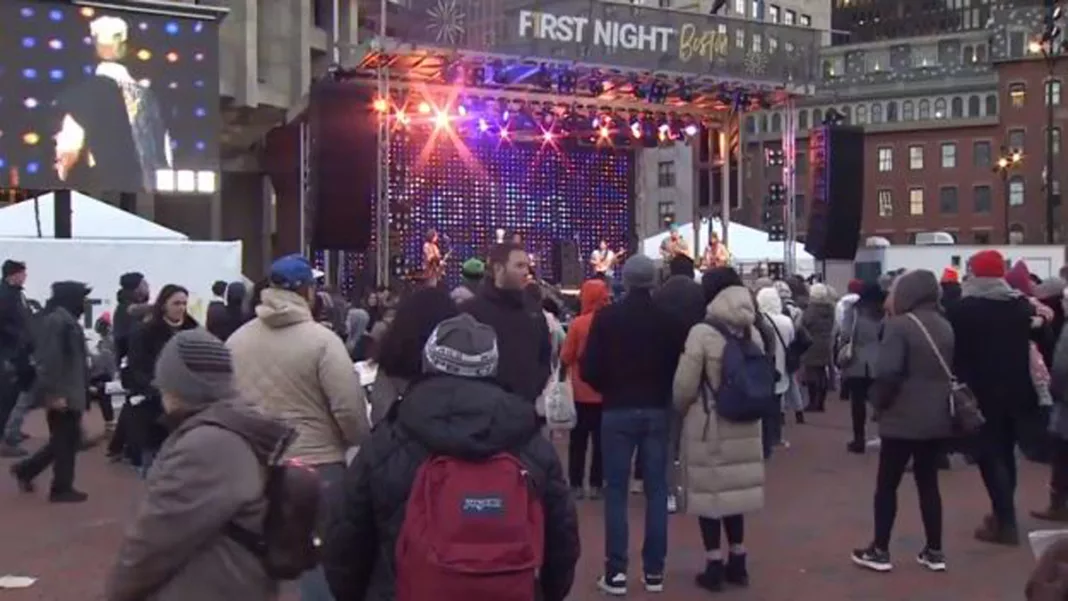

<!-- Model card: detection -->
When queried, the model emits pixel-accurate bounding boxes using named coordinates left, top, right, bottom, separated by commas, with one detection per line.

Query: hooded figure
left=655, top=256, right=707, bottom=355
left=800, top=283, right=836, bottom=411
left=344, top=308, right=371, bottom=361
left=206, top=281, right=248, bottom=342
left=755, top=287, right=794, bottom=396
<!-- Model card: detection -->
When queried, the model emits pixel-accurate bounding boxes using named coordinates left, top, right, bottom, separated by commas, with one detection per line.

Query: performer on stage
left=701, top=231, right=732, bottom=270
left=423, top=229, right=447, bottom=285
left=659, top=224, right=692, bottom=262
left=590, top=240, right=618, bottom=278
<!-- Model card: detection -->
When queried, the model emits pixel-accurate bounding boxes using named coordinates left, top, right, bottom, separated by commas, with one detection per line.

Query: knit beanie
left=847, top=278, right=865, bottom=294
left=119, top=271, right=145, bottom=291
left=622, top=255, right=657, bottom=290
left=154, top=329, right=235, bottom=408
left=940, top=268, right=959, bottom=284
left=461, top=258, right=485, bottom=279
left=969, top=249, right=1007, bottom=278
left=2, top=260, right=26, bottom=279
left=423, top=314, right=499, bottom=378
left=1006, top=260, right=1035, bottom=296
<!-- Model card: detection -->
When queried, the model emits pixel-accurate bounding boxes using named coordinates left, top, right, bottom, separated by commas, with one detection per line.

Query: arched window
left=951, top=97, right=964, bottom=118
left=745, top=115, right=756, bottom=134
left=812, top=108, right=823, bottom=125
left=798, top=109, right=809, bottom=130
left=855, top=104, right=868, bottom=124
left=771, top=113, right=782, bottom=132
left=962, top=45, right=973, bottom=63
left=871, top=103, right=883, bottom=123
left=760, top=114, right=768, bottom=131
left=1009, top=222, right=1026, bottom=244
left=985, top=94, right=998, bottom=115
left=886, top=101, right=898, bottom=122
left=1009, top=175, right=1025, bottom=206
left=968, top=95, right=981, bottom=117
left=902, top=100, right=915, bottom=120
left=934, top=97, right=947, bottom=118
left=841, top=106, right=851, bottom=123
left=919, top=99, right=931, bottom=119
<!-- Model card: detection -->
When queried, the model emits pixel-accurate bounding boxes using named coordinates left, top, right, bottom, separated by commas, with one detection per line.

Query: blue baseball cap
left=269, top=254, right=316, bottom=291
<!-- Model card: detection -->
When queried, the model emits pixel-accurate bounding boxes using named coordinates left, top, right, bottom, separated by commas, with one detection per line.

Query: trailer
left=851, top=245, right=1066, bottom=281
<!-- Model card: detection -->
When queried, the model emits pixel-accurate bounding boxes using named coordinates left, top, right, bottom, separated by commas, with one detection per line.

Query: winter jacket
left=838, top=301, right=883, bottom=380
left=113, top=290, right=150, bottom=364
left=227, top=288, right=369, bottom=465
left=33, top=305, right=89, bottom=412
left=124, top=315, right=199, bottom=451
left=367, top=373, right=410, bottom=426
left=1048, top=322, right=1068, bottom=440
left=0, top=279, right=33, bottom=369
left=560, top=279, right=610, bottom=404
left=654, top=274, right=707, bottom=362
left=461, top=284, right=552, bottom=405
left=672, top=285, right=765, bottom=519
left=800, top=297, right=836, bottom=368
left=205, top=283, right=249, bottom=343
left=106, top=399, right=290, bottom=601
left=869, top=270, right=955, bottom=440
left=755, top=288, right=795, bottom=395
left=321, top=376, right=580, bottom=601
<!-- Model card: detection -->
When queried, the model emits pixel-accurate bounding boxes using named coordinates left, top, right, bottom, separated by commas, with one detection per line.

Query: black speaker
left=309, top=82, right=375, bottom=251
left=551, top=240, right=582, bottom=288
left=805, top=125, right=865, bottom=261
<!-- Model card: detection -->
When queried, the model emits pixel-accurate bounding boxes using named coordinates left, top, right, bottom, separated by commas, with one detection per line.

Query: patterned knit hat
left=422, top=314, right=498, bottom=378
left=154, top=328, right=234, bottom=407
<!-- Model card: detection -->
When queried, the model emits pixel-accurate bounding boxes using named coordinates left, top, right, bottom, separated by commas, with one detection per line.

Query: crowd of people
left=2, top=242, right=1068, bottom=600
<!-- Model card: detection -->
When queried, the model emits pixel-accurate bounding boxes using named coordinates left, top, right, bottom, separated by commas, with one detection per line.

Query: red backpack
left=395, top=452, right=545, bottom=601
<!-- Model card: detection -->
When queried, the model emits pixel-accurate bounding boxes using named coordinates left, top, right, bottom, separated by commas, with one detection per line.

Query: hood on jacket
left=255, top=288, right=313, bottom=329
left=1036, top=278, right=1067, bottom=300
left=174, top=398, right=293, bottom=462
left=701, top=267, right=744, bottom=305
left=809, top=283, right=831, bottom=303
left=579, top=279, right=610, bottom=314
left=397, top=376, right=539, bottom=460
left=773, top=280, right=793, bottom=300
left=225, top=281, right=247, bottom=309
left=890, top=269, right=940, bottom=314
left=345, top=308, right=370, bottom=340
left=755, top=287, right=783, bottom=315
left=706, top=285, right=757, bottom=331
left=47, top=281, right=91, bottom=318
left=1006, top=261, right=1036, bottom=296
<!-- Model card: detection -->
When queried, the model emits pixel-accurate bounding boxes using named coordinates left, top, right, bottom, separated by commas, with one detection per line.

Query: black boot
left=694, top=560, right=724, bottom=592
left=725, top=553, right=749, bottom=587
left=795, top=411, right=805, bottom=424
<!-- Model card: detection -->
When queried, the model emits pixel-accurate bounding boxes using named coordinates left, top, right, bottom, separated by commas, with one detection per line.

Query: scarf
left=962, top=277, right=1021, bottom=301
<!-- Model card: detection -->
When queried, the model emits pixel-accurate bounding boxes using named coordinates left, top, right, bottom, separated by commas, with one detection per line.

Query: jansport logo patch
left=462, top=496, right=505, bottom=515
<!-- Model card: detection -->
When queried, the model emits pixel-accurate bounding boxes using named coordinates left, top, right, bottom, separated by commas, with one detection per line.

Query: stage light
left=22, top=37, right=35, bottom=49
left=373, top=98, right=389, bottom=112
left=591, top=117, right=600, bottom=128
left=165, top=22, right=180, bottom=35
left=49, top=9, right=62, bottom=21
left=684, top=124, right=699, bottom=137
left=599, top=126, right=611, bottom=139
left=502, top=110, right=510, bottom=121
left=23, top=98, right=37, bottom=109
left=49, top=69, right=64, bottom=81
left=26, top=162, right=39, bottom=174
left=78, top=6, right=93, bottom=17
left=630, top=122, right=642, bottom=139
left=500, top=128, right=509, bottom=139
left=48, top=39, right=62, bottom=50
left=194, top=107, right=207, bottom=118
left=137, top=49, right=152, bottom=61
left=166, top=52, right=179, bottom=63
left=396, top=110, right=410, bottom=126
left=478, top=118, right=490, bottom=132
left=457, top=104, right=467, bottom=117
left=434, top=112, right=450, bottom=129
left=195, top=22, right=204, bottom=33
left=21, top=69, right=36, bottom=80
left=22, top=133, right=39, bottom=145
left=542, top=131, right=554, bottom=142
left=195, top=53, right=205, bottom=62
left=418, top=102, right=432, bottom=114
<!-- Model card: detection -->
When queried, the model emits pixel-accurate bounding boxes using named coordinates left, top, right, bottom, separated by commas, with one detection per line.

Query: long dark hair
left=152, top=284, right=191, bottom=324
left=374, top=287, right=459, bottom=380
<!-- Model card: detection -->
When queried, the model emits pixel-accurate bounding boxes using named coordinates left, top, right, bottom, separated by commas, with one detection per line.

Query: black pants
left=106, top=401, right=141, bottom=464
left=873, top=438, right=944, bottom=551
left=88, top=387, right=115, bottom=423
left=699, top=515, right=745, bottom=550
left=846, top=377, right=873, bottom=444
left=634, top=446, right=644, bottom=481
left=568, top=402, right=603, bottom=488
left=0, top=368, right=21, bottom=439
left=805, top=367, right=828, bottom=411
left=975, top=415, right=1020, bottom=526
left=15, top=410, right=81, bottom=493
left=1050, top=438, right=1068, bottom=500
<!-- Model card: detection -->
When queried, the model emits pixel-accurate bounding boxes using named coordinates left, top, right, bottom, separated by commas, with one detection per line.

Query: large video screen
left=0, top=1, right=221, bottom=194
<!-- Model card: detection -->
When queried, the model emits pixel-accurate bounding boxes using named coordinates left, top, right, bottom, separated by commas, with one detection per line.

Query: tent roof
left=0, top=192, right=188, bottom=240
left=641, top=219, right=813, bottom=264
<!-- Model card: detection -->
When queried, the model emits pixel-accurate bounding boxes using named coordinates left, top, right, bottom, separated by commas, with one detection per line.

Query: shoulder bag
left=905, top=313, right=985, bottom=436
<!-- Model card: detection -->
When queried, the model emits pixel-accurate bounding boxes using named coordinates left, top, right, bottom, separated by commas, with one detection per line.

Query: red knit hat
left=940, top=268, right=959, bottom=284
left=847, top=279, right=864, bottom=294
left=969, top=249, right=1007, bottom=278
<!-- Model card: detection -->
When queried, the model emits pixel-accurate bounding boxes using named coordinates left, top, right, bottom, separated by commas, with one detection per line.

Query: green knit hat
left=461, top=258, right=485, bottom=278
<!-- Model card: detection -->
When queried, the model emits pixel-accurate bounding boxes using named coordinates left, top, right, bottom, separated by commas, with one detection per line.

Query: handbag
left=543, top=360, right=577, bottom=431
left=835, top=312, right=858, bottom=368
left=905, top=313, right=985, bottom=435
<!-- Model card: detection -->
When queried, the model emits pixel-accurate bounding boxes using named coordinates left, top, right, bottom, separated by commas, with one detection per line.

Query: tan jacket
left=227, top=288, right=369, bottom=465
left=672, top=286, right=766, bottom=519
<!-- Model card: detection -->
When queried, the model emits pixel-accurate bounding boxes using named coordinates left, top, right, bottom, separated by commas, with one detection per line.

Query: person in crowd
left=840, top=282, right=886, bottom=454
left=940, top=268, right=963, bottom=315
left=124, top=284, right=199, bottom=476
left=10, top=281, right=92, bottom=503
left=227, top=254, right=369, bottom=601
left=343, top=307, right=371, bottom=362
left=206, top=281, right=248, bottom=342
left=321, top=314, right=580, bottom=601
left=529, top=283, right=567, bottom=422
left=672, top=266, right=766, bottom=592
left=851, top=269, right=953, bottom=573
left=450, top=258, right=485, bottom=304
left=1007, top=261, right=1057, bottom=463
left=835, top=279, right=864, bottom=334
left=86, top=313, right=118, bottom=441
left=0, top=260, right=34, bottom=455
left=756, top=285, right=796, bottom=453
left=205, top=280, right=228, bottom=332
left=1036, top=278, right=1067, bottom=365
left=246, top=278, right=270, bottom=321
left=562, top=278, right=610, bottom=500
left=582, top=255, right=677, bottom=595
left=775, top=280, right=803, bottom=325
left=105, top=329, right=290, bottom=601
left=367, top=286, right=458, bottom=424
left=1040, top=302, right=1068, bottom=522
left=461, top=242, right=552, bottom=406
left=106, top=272, right=152, bottom=465
left=949, top=249, right=1035, bottom=545
left=800, top=283, right=835, bottom=413
left=785, top=275, right=810, bottom=310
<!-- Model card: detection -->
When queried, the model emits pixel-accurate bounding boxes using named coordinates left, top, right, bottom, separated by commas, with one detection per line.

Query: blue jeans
left=602, top=407, right=669, bottom=576
left=299, top=462, right=348, bottom=601
left=3, top=392, right=34, bottom=446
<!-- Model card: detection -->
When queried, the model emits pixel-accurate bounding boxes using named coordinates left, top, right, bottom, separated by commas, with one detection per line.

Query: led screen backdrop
left=390, top=132, right=633, bottom=286
left=0, top=1, right=221, bottom=194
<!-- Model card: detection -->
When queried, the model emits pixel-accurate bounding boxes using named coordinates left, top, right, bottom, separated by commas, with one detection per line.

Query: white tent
left=641, top=218, right=815, bottom=273
left=0, top=191, right=188, bottom=240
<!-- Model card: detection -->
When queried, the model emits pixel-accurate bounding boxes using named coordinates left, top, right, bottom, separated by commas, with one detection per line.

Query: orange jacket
left=561, top=279, right=610, bottom=404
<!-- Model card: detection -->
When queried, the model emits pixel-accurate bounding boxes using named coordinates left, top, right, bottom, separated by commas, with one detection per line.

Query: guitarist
left=590, top=239, right=623, bottom=279
left=422, top=229, right=449, bottom=286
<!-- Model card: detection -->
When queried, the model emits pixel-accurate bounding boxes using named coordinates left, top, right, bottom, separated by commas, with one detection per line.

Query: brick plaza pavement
left=0, top=401, right=1048, bottom=600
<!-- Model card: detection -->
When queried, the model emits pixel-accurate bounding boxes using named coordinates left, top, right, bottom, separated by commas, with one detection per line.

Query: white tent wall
left=640, top=219, right=815, bottom=275
left=0, top=192, right=187, bottom=240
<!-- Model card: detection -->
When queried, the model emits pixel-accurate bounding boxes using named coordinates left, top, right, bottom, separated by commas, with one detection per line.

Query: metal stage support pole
left=374, top=0, right=391, bottom=288
left=299, top=120, right=310, bottom=258
left=783, top=97, right=798, bottom=275
left=720, top=120, right=732, bottom=248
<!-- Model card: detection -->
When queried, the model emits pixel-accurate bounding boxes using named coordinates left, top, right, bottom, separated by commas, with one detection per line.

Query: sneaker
left=571, top=487, right=586, bottom=500
left=667, top=494, right=678, bottom=514
left=49, top=489, right=88, bottom=504
left=847, top=441, right=865, bottom=455
left=589, top=487, right=603, bottom=500
left=795, top=411, right=805, bottom=424
left=694, top=560, right=724, bottom=592
left=10, top=465, right=33, bottom=493
left=916, top=548, right=946, bottom=572
left=642, top=573, right=664, bottom=593
left=597, top=572, right=627, bottom=596
left=851, top=545, right=893, bottom=572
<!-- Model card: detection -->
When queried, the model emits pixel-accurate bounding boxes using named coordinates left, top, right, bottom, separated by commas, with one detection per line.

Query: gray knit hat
left=154, top=328, right=235, bottom=407
left=622, top=255, right=657, bottom=290
left=422, top=314, right=499, bottom=378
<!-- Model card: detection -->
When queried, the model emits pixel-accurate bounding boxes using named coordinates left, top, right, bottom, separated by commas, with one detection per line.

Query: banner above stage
left=394, top=0, right=820, bottom=86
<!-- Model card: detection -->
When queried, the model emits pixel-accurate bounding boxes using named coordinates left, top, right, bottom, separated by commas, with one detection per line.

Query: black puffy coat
left=322, top=375, right=580, bottom=601
left=122, top=315, right=198, bottom=451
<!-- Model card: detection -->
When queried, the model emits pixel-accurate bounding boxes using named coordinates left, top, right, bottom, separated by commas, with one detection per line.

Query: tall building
left=829, top=0, right=1003, bottom=45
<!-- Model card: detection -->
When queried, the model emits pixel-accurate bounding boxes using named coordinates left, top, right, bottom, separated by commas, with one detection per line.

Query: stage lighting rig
left=490, top=60, right=509, bottom=84
left=649, top=79, right=670, bottom=104
left=676, top=78, right=695, bottom=102
left=557, top=69, right=579, bottom=94
left=766, top=222, right=785, bottom=242
left=767, top=183, right=786, bottom=205
left=588, top=71, right=606, bottom=96
left=534, top=64, right=553, bottom=90
left=765, top=148, right=785, bottom=167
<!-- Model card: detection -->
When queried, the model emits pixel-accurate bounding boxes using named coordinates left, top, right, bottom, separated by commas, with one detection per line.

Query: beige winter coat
left=672, top=286, right=766, bottom=519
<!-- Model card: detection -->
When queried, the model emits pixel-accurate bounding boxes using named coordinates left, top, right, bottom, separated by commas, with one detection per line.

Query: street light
left=1033, top=4, right=1068, bottom=243
left=995, top=146, right=1024, bottom=244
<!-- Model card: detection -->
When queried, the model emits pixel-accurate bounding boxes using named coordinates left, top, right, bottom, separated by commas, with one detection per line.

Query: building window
left=752, top=0, right=763, bottom=19
left=877, top=147, right=893, bottom=172
left=968, top=95, right=981, bottom=117
left=795, top=194, right=805, bottom=219
left=941, top=143, right=957, bottom=168
left=1050, top=80, right=1063, bottom=106
left=822, top=56, right=843, bottom=78
left=1010, top=83, right=1026, bottom=108
left=912, top=44, right=939, bottom=68
left=909, top=145, right=924, bottom=170
left=939, top=186, right=959, bottom=213
left=784, top=8, right=795, bottom=24
left=909, top=188, right=925, bottom=215
left=798, top=110, right=809, bottom=130
left=887, top=101, right=898, bottom=122
left=902, top=100, right=914, bottom=121
left=768, top=36, right=778, bottom=53
left=800, top=14, right=811, bottom=26
left=974, top=230, right=992, bottom=244
left=752, top=33, right=762, bottom=52
left=919, top=99, right=931, bottom=120
left=986, top=94, right=998, bottom=115
left=734, top=0, right=746, bottom=15
left=768, top=4, right=780, bottom=21
left=865, top=49, right=890, bottom=72
left=658, top=201, right=676, bottom=225
left=657, top=161, right=676, bottom=188
left=871, top=103, right=883, bottom=123
left=771, top=113, right=782, bottom=132
left=1009, top=176, right=1025, bottom=206
left=855, top=104, right=868, bottom=124
left=1009, top=128, right=1025, bottom=151
left=974, top=185, right=992, bottom=213
left=795, top=150, right=807, bottom=173
left=841, top=106, right=851, bottom=123
left=951, top=97, right=964, bottom=118
left=973, top=141, right=991, bottom=167
left=877, top=190, right=893, bottom=217
left=1051, top=127, right=1062, bottom=155
left=735, top=29, right=745, bottom=49
left=745, top=115, right=756, bottom=134
left=934, top=98, right=947, bottom=118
